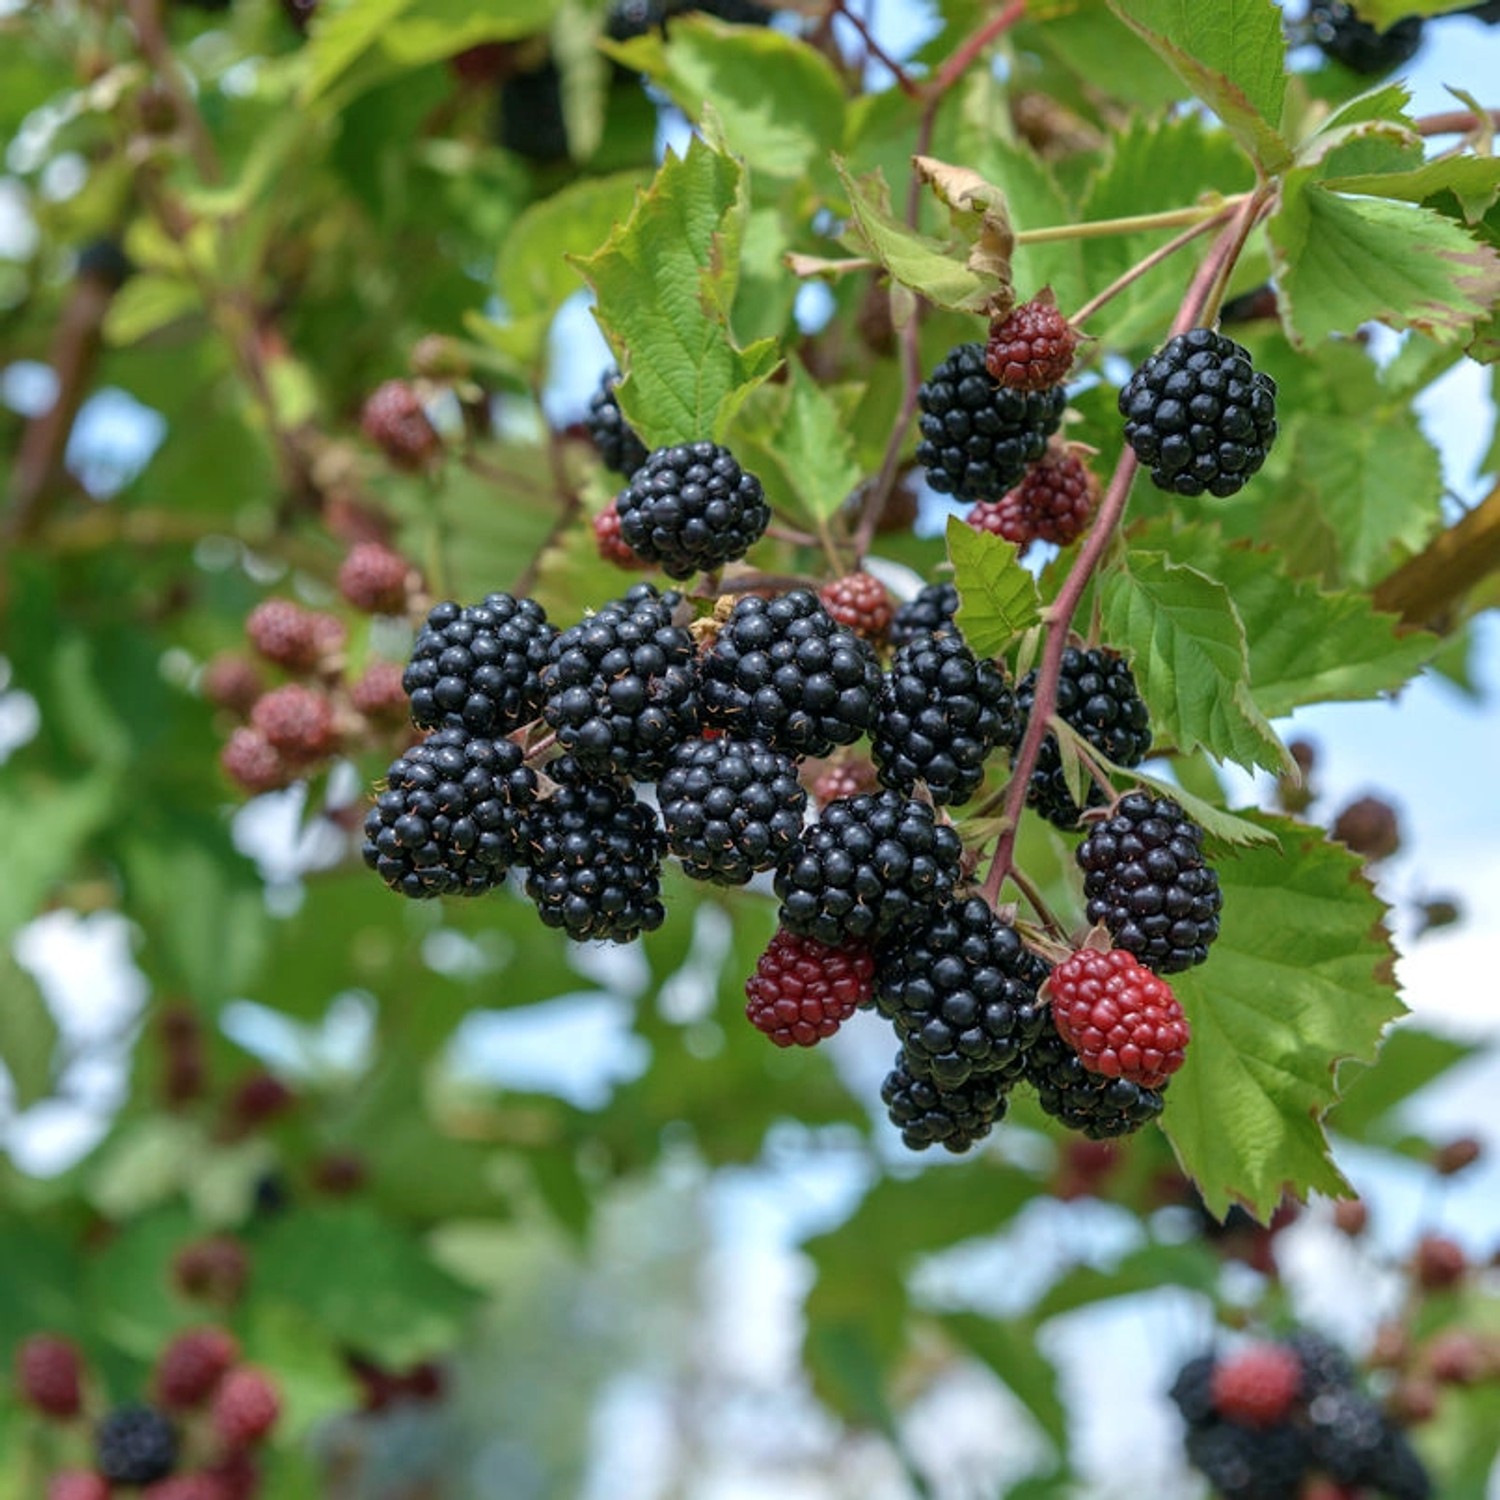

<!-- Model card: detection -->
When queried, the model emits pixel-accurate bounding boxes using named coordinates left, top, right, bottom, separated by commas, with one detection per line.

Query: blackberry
left=1046, top=947, right=1190, bottom=1089
left=1119, top=328, right=1278, bottom=497
left=819, top=572, right=893, bottom=641
left=1184, top=1420, right=1310, bottom=1500
left=404, top=593, right=556, bottom=737
left=1170, top=1353, right=1219, bottom=1429
left=965, top=445, right=1097, bottom=548
left=540, top=583, right=700, bottom=778
left=615, top=442, right=770, bottom=579
left=1307, top=3, right=1423, bottom=73
left=872, top=897, right=1048, bottom=1087
left=657, top=735, right=805, bottom=884
left=1024, top=1028, right=1165, bottom=1138
left=916, top=342, right=1067, bottom=502
left=211, top=1367, right=280, bottom=1448
left=605, top=0, right=770, bottom=38
left=774, top=790, right=962, bottom=946
left=1373, top=1424, right=1433, bottom=1500
left=523, top=757, right=666, bottom=942
left=1013, top=647, right=1152, bottom=828
left=888, top=582, right=959, bottom=650
left=97, top=1405, right=178, bottom=1486
left=701, top=590, right=881, bottom=758
left=585, top=368, right=649, bottom=478
left=984, top=293, right=1080, bottom=391
left=880, top=1050, right=1010, bottom=1152
left=361, top=379, right=441, bottom=470
left=872, top=631, right=1015, bottom=805
left=362, top=728, right=536, bottom=899
left=1304, top=1386, right=1388, bottom=1485
left=17, top=1334, right=83, bottom=1418
left=497, top=59, right=569, bottom=161
left=78, top=237, right=134, bottom=289
left=1286, top=1331, right=1356, bottom=1398
left=1076, top=792, right=1222, bottom=973
left=594, top=499, right=649, bottom=570
left=744, top=929, right=874, bottom=1046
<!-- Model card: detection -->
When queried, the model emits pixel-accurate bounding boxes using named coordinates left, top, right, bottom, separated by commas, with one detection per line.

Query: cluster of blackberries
left=1173, top=1334, right=1431, bottom=1500
left=16, top=1328, right=279, bottom=1497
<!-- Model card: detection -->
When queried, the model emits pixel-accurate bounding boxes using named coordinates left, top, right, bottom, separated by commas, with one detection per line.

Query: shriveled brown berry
left=220, top=727, right=293, bottom=794
left=338, top=543, right=413, bottom=614
left=250, top=685, right=338, bottom=764
left=349, top=661, right=409, bottom=725
left=985, top=291, right=1080, bottom=391
left=361, top=380, right=441, bottom=471
left=1331, top=795, right=1401, bottom=861
left=1434, top=1135, right=1482, bottom=1175
left=593, top=499, right=649, bottom=570
left=201, top=655, right=263, bottom=716
left=818, top=573, right=894, bottom=641
left=173, top=1237, right=250, bottom=1306
left=1415, top=1232, right=1467, bottom=1290
left=966, top=445, right=1097, bottom=548
left=1332, top=1198, right=1369, bottom=1237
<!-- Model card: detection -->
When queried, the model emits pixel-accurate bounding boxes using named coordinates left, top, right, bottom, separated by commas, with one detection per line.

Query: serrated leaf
left=1132, top=520, right=1438, bottom=714
left=1322, top=156, right=1500, bottom=224
left=1270, top=177, right=1500, bottom=346
left=1124, top=765, right=1278, bottom=848
left=1162, top=813, right=1403, bottom=1220
left=1106, top=0, right=1292, bottom=172
left=833, top=158, right=1004, bottom=315
left=1329, top=1027, right=1473, bottom=1142
left=946, top=517, right=1042, bottom=654
left=573, top=135, right=781, bottom=449
left=1098, top=550, right=1287, bottom=774
left=939, top=1314, right=1068, bottom=1451
left=770, top=361, right=864, bottom=523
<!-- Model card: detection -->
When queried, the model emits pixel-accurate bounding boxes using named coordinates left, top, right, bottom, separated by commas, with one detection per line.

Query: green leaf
left=946, top=517, right=1042, bottom=654
left=0, top=955, right=58, bottom=1111
left=1161, top=812, right=1403, bottom=1221
left=1106, top=0, right=1292, bottom=172
left=1125, top=765, right=1279, bottom=848
left=103, top=275, right=202, bottom=347
left=1132, top=520, right=1438, bottom=715
left=1098, top=550, right=1287, bottom=774
left=573, top=135, right=781, bottom=449
left=1323, top=156, right=1500, bottom=224
left=832, top=158, right=1003, bottom=315
left=1354, top=0, right=1486, bottom=21
left=299, top=0, right=414, bottom=104
left=939, top=1313, right=1068, bottom=1452
left=1328, top=1027, right=1474, bottom=1142
left=766, top=362, right=864, bottom=523
left=1270, top=177, right=1500, bottom=346
left=1034, top=1241, right=1223, bottom=1318
left=0, top=774, right=116, bottom=939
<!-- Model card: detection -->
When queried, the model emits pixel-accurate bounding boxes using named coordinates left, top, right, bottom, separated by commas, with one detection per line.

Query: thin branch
left=1372, top=477, right=1500, bottom=630
left=830, top=0, right=921, bottom=98
left=928, top=0, right=1027, bottom=98
left=1415, top=108, right=1500, bottom=137
left=1068, top=206, right=1235, bottom=327
left=125, top=0, right=221, bottom=182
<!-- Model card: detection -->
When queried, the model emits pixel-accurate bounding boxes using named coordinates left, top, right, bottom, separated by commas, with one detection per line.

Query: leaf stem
left=1068, top=205, right=1237, bottom=327
left=1017, top=197, right=1247, bottom=245
left=830, top=0, right=922, bottom=99
left=1415, top=107, right=1500, bottom=137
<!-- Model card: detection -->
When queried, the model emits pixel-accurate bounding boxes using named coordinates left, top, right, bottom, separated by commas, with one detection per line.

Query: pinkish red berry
left=349, top=661, right=409, bottom=725
left=211, top=1367, right=280, bottom=1449
left=1427, top=1330, right=1484, bottom=1385
left=593, top=500, right=649, bottom=570
left=810, top=756, right=879, bottom=808
left=1210, top=1342, right=1303, bottom=1427
left=17, top=1334, right=83, bottom=1419
left=1044, top=947, right=1189, bottom=1090
left=984, top=291, right=1080, bottom=391
left=245, top=599, right=323, bottom=672
left=48, top=1474, right=111, bottom=1500
left=201, top=655, right=263, bottom=717
left=143, top=1473, right=232, bottom=1500
left=173, top=1237, right=250, bottom=1307
left=156, top=1328, right=238, bottom=1410
left=1415, top=1233, right=1467, bottom=1290
left=1333, top=1198, right=1369, bottom=1237
left=361, top=380, right=441, bottom=471
left=250, top=685, right=338, bottom=764
left=745, top=929, right=875, bottom=1047
left=219, top=727, right=293, bottom=795
left=337, top=543, right=413, bottom=615
left=966, top=446, right=1097, bottom=548
left=207, top=1451, right=260, bottom=1500
left=818, top=573, right=894, bottom=641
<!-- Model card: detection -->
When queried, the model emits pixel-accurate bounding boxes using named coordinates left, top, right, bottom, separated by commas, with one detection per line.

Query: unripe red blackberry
left=984, top=292, right=1080, bottom=391
left=361, top=379, right=441, bottom=470
left=1427, top=1330, right=1485, bottom=1385
left=48, top=1475, right=111, bottom=1500
left=810, top=755, right=878, bottom=807
left=250, top=684, right=339, bottom=764
left=337, top=542, right=413, bottom=615
left=744, top=929, right=874, bottom=1046
left=405, top=592, right=556, bottom=738
left=1023, top=1026, right=1165, bottom=1138
left=201, top=654, right=263, bottom=716
left=17, top=1334, right=84, bottom=1419
left=614, top=442, right=771, bottom=579
left=211, top=1367, right=279, bottom=1449
left=881, top=1050, right=1010, bottom=1152
left=917, top=342, right=1067, bottom=502
left=658, top=735, right=806, bottom=884
left=364, top=727, right=536, bottom=899
left=447, top=39, right=516, bottom=86
left=97, top=1405, right=178, bottom=1486
left=219, top=727, right=293, bottom=794
left=585, top=369, right=649, bottom=478
left=888, top=582, right=959, bottom=650
left=540, top=583, right=700, bottom=778
left=818, top=573, right=894, bottom=641
left=1331, top=795, right=1401, bottom=862
left=701, top=590, right=881, bottom=759
left=872, top=631, right=1016, bottom=806
left=1044, top=947, right=1190, bottom=1089
left=156, top=1328, right=238, bottom=1410
left=873, top=896, right=1048, bottom=1087
left=1119, top=328, right=1277, bottom=497
left=594, top=500, right=649, bottom=570
left=774, top=790, right=963, bottom=946
left=966, top=445, right=1097, bottom=548
left=207, top=1451, right=259, bottom=1500
left=1076, top=793, right=1222, bottom=973
left=228, top=1070, right=295, bottom=1130
left=246, top=598, right=326, bottom=672
left=173, top=1236, right=250, bottom=1306
left=1210, top=1343, right=1303, bottom=1428
left=349, top=660, right=409, bottom=725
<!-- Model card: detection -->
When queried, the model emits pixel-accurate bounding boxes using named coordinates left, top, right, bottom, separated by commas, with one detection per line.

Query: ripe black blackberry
left=614, top=442, right=770, bottom=579
left=881, top=1051, right=1010, bottom=1153
left=1076, top=792, right=1222, bottom=973
left=872, top=897, right=1048, bottom=1088
left=888, top=582, right=959, bottom=650
left=657, top=735, right=806, bottom=884
left=1303, top=1385, right=1388, bottom=1486
left=1183, top=1421, right=1310, bottom=1500
left=540, top=583, right=700, bottom=779
left=701, top=590, right=881, bottom=759
left=605, top=0, right=770, bottom=39
left=1013, top=647, right=1152, bottom=828
left=1286, top=1330, right=1356, bottom=1398
left=1119, top=328, right=1278, bottom=497
left=363, top=728, right=536, bottom=899
left=1170, top=1353, right=1218, bottom=1429
left=1024, top=1027, right=1165, bottom=1138
left=916, top=342, right=1067, bottom=502
left=404, top=593, right=556, bottom=737
left=97, top=1405, right=178, bottom=1486
left=523, top=757, right=666, bottom=942
left=872, top=631, right=1016, bottom=805
left=774, top=790, right=962, bottom=946
left=585, top=368, right=649, bottom=477
left=1307, top=2, right=1423, bottom=73
left=1374, top=1424, right=1434, bottom=1500
left=497, top=58, right=569, bottom=161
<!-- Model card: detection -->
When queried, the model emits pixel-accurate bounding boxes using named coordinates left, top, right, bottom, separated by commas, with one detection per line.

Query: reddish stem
left=1415, top=108, right=1500, bottom=137
left=831, top=0, right=921, bottom=98
left=929, top=0, right=1027, bottom=97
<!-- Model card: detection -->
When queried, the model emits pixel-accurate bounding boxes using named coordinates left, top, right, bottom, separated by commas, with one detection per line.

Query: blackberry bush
left=540, top=582, right=700, bottom=778
left=916, top=341, right=1067, bottom=501
left=585, top=367, right=649, bottom=477
left=880, top=1051, right=1010, bottom=1153
left=657, top=735, right=806, bottom=884
left=700, top=589, right=881, bottom=758
left=871, top=630, right=1016, bottom=805
left=404, top=593, right=557, bottom=737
